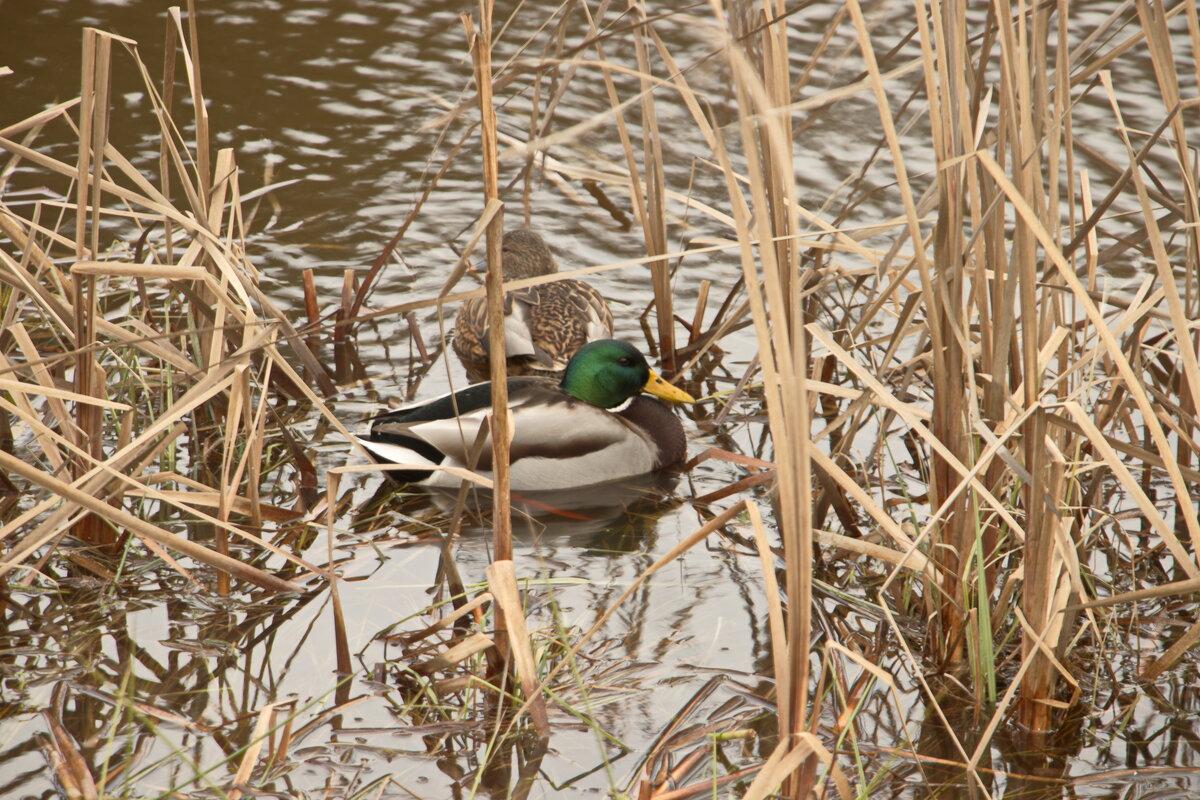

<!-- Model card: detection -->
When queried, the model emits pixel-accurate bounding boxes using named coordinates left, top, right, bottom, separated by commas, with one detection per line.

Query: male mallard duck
left=358, top=339, right=694, bottom=490
left=452, top=228, right=614, bottom=382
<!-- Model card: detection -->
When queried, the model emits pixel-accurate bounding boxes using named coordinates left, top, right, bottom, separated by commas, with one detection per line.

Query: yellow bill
left=642, top=370, right=695, bottom=404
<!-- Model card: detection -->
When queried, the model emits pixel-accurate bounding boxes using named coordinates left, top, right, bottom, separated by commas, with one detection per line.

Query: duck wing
left=450, top=295, right=513, bottom=363
left=513, top=280, right=614, bottom=371
left=452, top=281, right=613, bottom=371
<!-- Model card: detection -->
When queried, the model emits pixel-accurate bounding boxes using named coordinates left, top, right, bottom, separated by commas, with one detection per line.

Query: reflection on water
left=420, top=471, right=683, bottom=534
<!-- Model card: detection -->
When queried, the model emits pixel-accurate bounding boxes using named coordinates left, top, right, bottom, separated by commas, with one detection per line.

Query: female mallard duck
left=452, top=228, right=613, bottom=382
left=359, top=339, right=694, bottom=490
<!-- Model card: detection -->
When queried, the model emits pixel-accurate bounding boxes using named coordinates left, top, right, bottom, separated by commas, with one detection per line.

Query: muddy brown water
left=2, top=1, right=1199, bottom=798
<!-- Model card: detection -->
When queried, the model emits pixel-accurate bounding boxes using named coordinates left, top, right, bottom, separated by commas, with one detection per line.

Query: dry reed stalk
left=628, top=9, right=676, bottom=372
left=464, top=0, right=531, bottom=726
left=578, top=9, right=666, bottom=355
left=747, top=500, right=788, bottom=705
left=44, top=706, right=98, bottom=800
left=324, top=472, right=353, bottom=680
left=243, top=360, right=268, bottom=530
left=850, top=0, right=977, bottom=670
left=333, top=269, right=353, bottom=345
left=173, top=6, right=221, bottom=373
left=3, top=326, right=73, bottom=473
left=740, top=731, right=841, bottom=800
left=466, top=2, right=513, bottom=566
left=1017, top=432, right=1068, bottom=730
left=159, top=12, right=178, bottom=265
left=301, top=269, right=319, bottom=327
left=706, top=2, right=814, bottom=794
left=995, top=0, right=1068, bottom=724
left=71, top=28, right=123, bottom=547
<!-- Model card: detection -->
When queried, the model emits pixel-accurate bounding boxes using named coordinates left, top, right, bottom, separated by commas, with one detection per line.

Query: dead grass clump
left=0, top=13, right=357, bottom=594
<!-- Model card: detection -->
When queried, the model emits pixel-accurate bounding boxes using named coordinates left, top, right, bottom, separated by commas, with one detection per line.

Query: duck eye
left=617, top=357, right=633, bottom=367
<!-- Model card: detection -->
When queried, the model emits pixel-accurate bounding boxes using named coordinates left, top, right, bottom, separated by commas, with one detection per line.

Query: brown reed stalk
left=159, top=13, right=177, bottom=265
left=465, top=1, right=526, bottom=720
left=919, top=0, right=976, bottom=671
left=183, top=1, right=210, bottom=207
left=579, top=7, right=676, bottom=368
left=466, top=0, right=512, bottom=564
left=1017, top=431, right=1068, bottom=731
left=708, top=1, right=814, bottom=794
left=1134, top=0, right=1200, bottom=478
left=72, top=28, right=119, bottom=546
left=1010, top=0, right=1077, bottom=731
left=629, top=8, right=675, bottom=373
left=849, top=0, right=978, bottom=670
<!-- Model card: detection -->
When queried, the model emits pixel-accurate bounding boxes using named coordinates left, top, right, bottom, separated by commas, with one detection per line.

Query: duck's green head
left=560, top=340, right=695, bottom=409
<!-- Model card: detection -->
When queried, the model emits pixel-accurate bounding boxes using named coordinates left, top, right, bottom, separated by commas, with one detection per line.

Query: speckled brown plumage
left=452, top=229, right=613, bottom=382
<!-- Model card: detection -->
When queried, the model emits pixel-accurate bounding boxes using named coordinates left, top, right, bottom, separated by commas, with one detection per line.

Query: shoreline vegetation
left=3, top=0, right=1200, bottom=797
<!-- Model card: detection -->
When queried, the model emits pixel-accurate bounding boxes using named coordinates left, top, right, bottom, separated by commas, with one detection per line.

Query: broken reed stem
left=184, top=0, right=210, bottom=206
left=486, top=561, right=550, bottom=741
left=215, top=363, right=251, bottom=597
